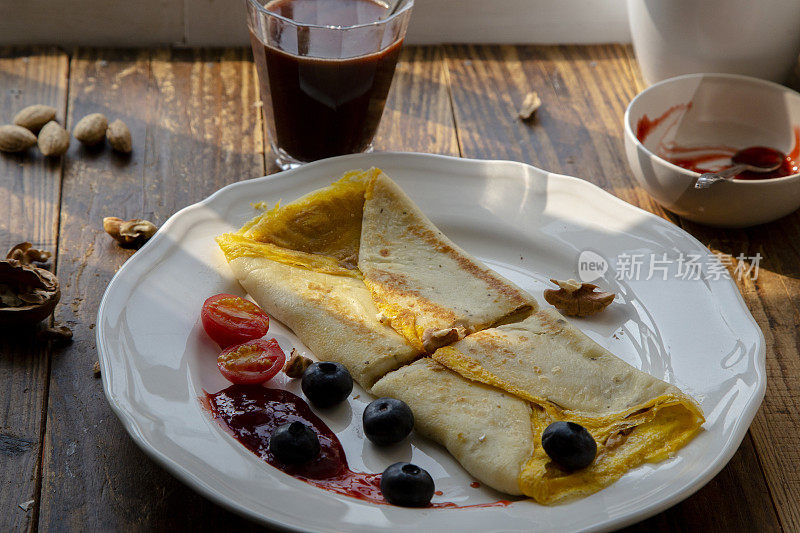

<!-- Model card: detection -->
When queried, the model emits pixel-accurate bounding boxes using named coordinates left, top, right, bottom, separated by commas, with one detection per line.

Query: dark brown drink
left=250, top=0, right=405, bottom=164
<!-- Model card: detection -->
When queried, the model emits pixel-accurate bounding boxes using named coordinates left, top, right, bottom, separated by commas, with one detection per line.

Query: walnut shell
left=103, top=217, right=157, bottom=248
left=0, top=243, right=60, bottom=326
left=518, top=91, right=542, bottom=120
left=284, top=349, right=313, bottom=378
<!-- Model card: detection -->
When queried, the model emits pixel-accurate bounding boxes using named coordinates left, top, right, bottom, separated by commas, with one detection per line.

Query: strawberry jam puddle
left=205, top=385, right=511, bottom=509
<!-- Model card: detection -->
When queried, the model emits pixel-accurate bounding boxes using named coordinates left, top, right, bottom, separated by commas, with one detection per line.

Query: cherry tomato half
left=217, top=338, right=286, bottom=385
left=201, top=294, right=270, bottom=348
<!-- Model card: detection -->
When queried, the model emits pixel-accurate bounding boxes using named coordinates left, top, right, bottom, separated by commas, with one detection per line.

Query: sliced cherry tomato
left=201, top=293, right=270, bottom=348
left=217, top=338, right=286, bottom=385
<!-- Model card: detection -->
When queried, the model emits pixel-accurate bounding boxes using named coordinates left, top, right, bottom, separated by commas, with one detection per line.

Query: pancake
left=431, top=308, right=705, bottom=503
left=358, top=170, right=537, bottom=352
left=371, top=357, right=534, bottom=496
left=217, top=234, right=420, bottom=390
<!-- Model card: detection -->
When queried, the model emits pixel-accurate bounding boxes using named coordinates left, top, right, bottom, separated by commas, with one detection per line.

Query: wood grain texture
left=37, top=48, right=265, bottom=532
left=444, top=44, right=681, bottom=224
left=674, top=213, right=800, bottom=533
left=621, top=435, right=780, bottom=532
left=0, top=47, right=68, bottom=533
left=34, top=44, right=458, bottom=531
left=444, top=44, right=783, bottom=531
left=374, top=46, right=460, bottom=157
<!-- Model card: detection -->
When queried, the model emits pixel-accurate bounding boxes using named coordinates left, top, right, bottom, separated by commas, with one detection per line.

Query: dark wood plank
left=37, top=48, right=266, bottom=532
left=0, top=47, right=68, bottom=533
left=374, top=46, right=460, bottom=156
left=665, top=167, right=800, bottom=533
left=742, top=264, right=800, bottom=531
left=444, top=44, right=783, bottom=531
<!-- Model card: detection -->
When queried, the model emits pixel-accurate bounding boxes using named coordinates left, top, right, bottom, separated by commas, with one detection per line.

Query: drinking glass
left=247, top=0, right=414, bottom=169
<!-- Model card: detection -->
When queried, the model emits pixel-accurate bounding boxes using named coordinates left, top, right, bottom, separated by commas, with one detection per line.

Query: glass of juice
left=246, top=0, right=414, bottom=169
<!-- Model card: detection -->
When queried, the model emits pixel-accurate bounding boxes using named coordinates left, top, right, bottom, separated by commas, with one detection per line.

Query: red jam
left=635, top=103, right=692, bottom=142
left=635, top=105, right=800, bottom=180
left=205, top=385, right=512, bottom=509
left=667, top=143, right=799, bottom=180
left=206, top=385, right=383, bottom=501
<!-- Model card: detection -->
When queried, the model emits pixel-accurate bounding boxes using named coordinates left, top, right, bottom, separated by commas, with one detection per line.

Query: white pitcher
left=628, top=0, right=800, bottom=85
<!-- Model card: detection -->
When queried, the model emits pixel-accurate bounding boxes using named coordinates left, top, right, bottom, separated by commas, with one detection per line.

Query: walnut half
left=0, top=242, right=60, bottom=326
left=543, top=278, right=614, bottom=317
left=103, top=217, right=157, bottom=248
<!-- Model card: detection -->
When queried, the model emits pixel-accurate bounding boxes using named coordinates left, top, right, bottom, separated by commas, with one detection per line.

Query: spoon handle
left=694, top=164, right=748, bottom=189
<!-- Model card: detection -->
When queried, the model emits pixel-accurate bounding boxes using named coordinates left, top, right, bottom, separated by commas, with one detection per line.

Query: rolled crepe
left=371, top=357, right=534, bottom=496
left=358, top=170, right=537, bottom=352
left=217, top=234, right=420, bottom=390
left=430, top=308, right=705, bottom=503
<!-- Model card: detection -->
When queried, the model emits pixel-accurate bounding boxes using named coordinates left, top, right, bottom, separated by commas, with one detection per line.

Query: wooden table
left=1, top=45, right=797, bottom=532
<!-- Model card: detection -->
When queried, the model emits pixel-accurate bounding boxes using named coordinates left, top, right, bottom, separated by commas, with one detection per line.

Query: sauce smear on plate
left=205, top=385, right=512, bottom=508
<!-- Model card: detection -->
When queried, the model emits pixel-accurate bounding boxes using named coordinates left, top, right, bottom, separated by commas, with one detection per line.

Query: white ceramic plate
left=97, top=152, right=765, bottom=532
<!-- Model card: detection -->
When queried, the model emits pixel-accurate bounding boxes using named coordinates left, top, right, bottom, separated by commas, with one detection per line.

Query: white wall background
left=0, top=0, right=631, bottom=46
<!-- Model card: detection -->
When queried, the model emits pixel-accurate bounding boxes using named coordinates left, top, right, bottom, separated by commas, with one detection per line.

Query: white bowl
left=624, top=73, right=800, bottom=228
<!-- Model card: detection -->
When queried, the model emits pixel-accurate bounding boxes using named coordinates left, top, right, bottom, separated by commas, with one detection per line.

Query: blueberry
left=380, top=462, right=435, bottom=507
left=363, top=398, right=414, bottom=446
left=541, top=421, right=597, bottom=470
left=269, top=421, right=320, bottom=464
left=301, top=361, right=353, bottom=408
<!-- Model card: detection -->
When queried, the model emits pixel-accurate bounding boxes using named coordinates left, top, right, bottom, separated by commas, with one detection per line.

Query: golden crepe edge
left=430, top=309, right=705, bottom=504
left=239, top=168, right=378, bottom=269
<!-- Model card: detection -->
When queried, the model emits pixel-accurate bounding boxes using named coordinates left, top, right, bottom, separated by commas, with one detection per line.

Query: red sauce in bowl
left=667, top=142, right=799, bottom=180
left=635, top=105, right=800, bottom=180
